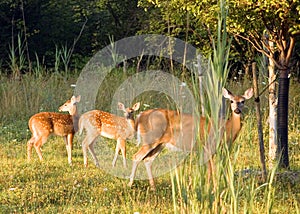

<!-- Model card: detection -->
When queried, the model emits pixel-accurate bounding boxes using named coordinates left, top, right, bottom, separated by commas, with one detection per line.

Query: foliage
left=228, top=0, right=300, bottom=70
left=0, top=0, right=144, bottom=71
left=137, top=0, right=300, bottom=73
left=137, top=0, right=215, bottom=56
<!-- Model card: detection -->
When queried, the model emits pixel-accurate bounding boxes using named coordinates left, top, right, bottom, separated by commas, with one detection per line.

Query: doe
left=126, top=88, right=253, bottom=189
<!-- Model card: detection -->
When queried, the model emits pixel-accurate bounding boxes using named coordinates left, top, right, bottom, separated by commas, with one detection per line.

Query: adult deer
left=27, top=95, right=81, bottom=165
left=78, top=102, right=140, bottom=168
left=127, top=88, right=253, bottom=189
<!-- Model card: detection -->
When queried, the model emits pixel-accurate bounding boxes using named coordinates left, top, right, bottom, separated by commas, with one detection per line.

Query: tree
left=138, top=0, right=300, bottom=168
left=229, top=0, right=300, bottom=168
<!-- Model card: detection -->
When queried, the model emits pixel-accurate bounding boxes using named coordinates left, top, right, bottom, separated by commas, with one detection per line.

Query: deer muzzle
left=234, top=108, right=241, bottom=114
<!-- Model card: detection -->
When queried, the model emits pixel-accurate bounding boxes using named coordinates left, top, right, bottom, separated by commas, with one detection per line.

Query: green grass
left=0, top=72, right=299, bottom=213
left=0, top=138, right=173, bottom=213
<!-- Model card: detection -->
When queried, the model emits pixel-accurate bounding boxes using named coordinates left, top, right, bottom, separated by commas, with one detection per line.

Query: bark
left=275, top=36, right=294, bottom=169
left=245, top=64, right=249, bottom=77
left=268, top=41, right=277, bottom=169
left=277, top=73, right=290, bottom=168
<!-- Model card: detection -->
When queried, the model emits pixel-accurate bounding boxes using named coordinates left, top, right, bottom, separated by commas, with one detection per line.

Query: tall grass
left=0, top=35, right=81, bottom=125
left=168, top=0, right=299, bottom=213
left=8, top=35, right=26, bottom=79
left=171, top=0, right=233, bottom=212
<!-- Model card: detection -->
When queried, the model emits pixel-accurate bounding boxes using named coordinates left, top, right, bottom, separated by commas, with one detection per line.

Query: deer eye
left=231, top=101, right=234, bottom=103
left=241, top=101, right=245, bottom=104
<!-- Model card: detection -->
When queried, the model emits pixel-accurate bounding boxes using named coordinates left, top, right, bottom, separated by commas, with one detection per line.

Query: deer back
left=79, top=110, right=133, bottom=140
left=136, top=109, right=196, bottom=151
left=29, top=112, right=74, bottom=137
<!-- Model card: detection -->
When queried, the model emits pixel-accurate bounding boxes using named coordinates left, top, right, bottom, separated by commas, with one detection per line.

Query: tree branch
left=286, top=36, right=295, bottom=63
left=67, top=16, right=88, bottom=64
left=235, top=33, right=284, bottom=69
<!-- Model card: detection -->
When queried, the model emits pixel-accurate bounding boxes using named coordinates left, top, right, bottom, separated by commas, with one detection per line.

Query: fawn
left=78, top=102, right=140, bottom=168
left=27, top=95, right=81, bottom=165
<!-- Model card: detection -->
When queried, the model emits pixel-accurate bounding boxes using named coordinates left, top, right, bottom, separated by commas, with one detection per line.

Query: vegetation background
left=0, top=0, right=299, bottom=213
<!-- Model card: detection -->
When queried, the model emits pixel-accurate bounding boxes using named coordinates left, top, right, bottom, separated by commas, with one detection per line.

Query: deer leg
left=81, top=129, right=100, bottom=167
left=34, top=135, right=48, bottom=161
left=82, top=135, right=90, bottom=167
left=88, top=138, right=100, bottom=168
left=128, top=143, right=164, bottom=188
left=133, top=139, right=164, bottom=161
left=112, top=138, right=126, bottom=168
left=27, top=136, right=36, bottom=161
left=144, top=160, right=155, bottom=190
left=65, top=134, right=73, bottom=166
left=120, top=139, right=127, bottom=168
left=128, top=159, right=141, bottom=187
left=112, top=139, right=120, bottom=167
left=143, top=143, right=165, bottom=190
left=128, top=145, right=150, bottom=187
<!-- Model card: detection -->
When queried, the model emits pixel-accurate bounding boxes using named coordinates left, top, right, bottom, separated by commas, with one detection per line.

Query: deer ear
left=71, top=95, right=81, bottom=104
left=75, top=95, right=81, bottom=103
left=243, top=88, right=254, bottom=100
left=132, top=102, right=140, bottom=111
left=222, top=88, right=233, bottom=99
left=118, top=102, right=126, bottom=112
left=71, top=96, right=76, bottom=104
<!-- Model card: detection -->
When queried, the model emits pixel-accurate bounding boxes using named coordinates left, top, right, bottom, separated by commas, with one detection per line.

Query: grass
left=0, top=70, right=299, bottom=213
left=0, top=138, right=174, bottom=213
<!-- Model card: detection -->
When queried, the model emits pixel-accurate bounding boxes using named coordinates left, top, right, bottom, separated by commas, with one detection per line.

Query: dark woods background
left=0, top=0, right=144, bottom=71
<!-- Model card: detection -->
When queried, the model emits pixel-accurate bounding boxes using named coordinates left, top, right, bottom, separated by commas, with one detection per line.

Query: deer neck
left=70, top=105, right=80, bottom=132
left=226, top=112, right=241, bottom=144
left=126, top=114, right=135, bottom=132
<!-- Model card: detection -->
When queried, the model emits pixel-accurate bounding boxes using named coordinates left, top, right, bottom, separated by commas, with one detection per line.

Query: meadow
left=0, top=70, right=299, bottom=213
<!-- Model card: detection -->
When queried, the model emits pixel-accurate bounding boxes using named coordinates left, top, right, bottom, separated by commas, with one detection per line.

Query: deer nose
left=234, top=108, right=241, bottom=114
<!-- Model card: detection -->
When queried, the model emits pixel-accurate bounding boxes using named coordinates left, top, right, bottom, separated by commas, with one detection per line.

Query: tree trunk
left=245, top=63, right=250, bottom=77
left=268, top=41, right=277, bottom=169
left=277, top=71, right=290, bottom=168
left=252, top=62, right=267, bottom=180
